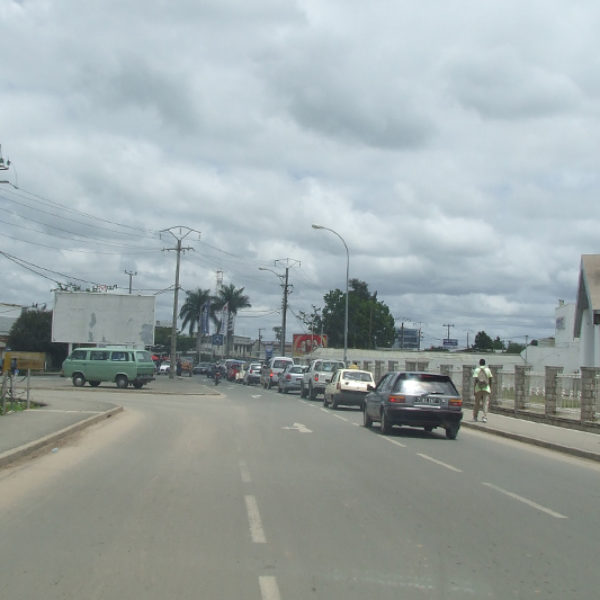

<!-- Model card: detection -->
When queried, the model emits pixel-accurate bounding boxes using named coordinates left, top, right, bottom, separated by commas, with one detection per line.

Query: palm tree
left=179, top=288, right=213, bottom=357
left=214, top=283, right=251, bottom=356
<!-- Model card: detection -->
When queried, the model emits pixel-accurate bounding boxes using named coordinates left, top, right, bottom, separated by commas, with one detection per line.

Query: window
left=394, top=374, right=457, bottom=396
left=71, top=350, right=87, bottom=360
left=90, top=351, right=109, bottom=361
left=111, top=351, right=129, bottom=361
left=343, top=371, right=373, bottom=382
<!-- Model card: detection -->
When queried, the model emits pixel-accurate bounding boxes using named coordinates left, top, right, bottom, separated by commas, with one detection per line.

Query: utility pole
left=259, top=258, right=300, bottom=356
left=274, top=258, right=300, bottom=356
left=161, top=226, right=200, bottom=379
left=124, top=269, right=137, bottom=294
left=257, top=328, right=263, bottom=360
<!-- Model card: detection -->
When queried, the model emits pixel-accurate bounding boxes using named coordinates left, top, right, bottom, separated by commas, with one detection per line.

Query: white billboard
left=52, top=292, right=155, bottom=347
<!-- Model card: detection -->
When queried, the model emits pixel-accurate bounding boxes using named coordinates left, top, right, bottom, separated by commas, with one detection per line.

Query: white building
left=574, top=254, right=600, bottom=367
left=522, top=300, right=580, bottom=373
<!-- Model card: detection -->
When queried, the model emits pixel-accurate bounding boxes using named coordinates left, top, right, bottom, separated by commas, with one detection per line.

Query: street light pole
left=312, top=224, right=349, bottom=364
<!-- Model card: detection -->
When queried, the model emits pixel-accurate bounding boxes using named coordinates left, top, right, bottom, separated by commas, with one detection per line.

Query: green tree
left=7, top=308, right=68, bottom=369
left=322, top=279, right=395, bottom=349
left=273, top=326, right=281, bottom=344
left=214, top=283, right=251, bottom=356
left=154, top=326, right=195, bottom=354
left=179, top=288, right=212, bottom=357
left=473, top=331, right=493, bottom=351
left=505, top=341, right=526, bottom=354
left=492, top=336, right=505, bottom=351
left=296, top=306, right=323, bottom=338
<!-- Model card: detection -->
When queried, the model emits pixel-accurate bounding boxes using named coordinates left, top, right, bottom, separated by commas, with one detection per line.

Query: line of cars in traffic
left=239, top=355, right=464, bottom=440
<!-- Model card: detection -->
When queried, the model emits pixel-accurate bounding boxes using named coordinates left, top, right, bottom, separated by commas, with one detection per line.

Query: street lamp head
left=312, top=224, right=324, bottom=230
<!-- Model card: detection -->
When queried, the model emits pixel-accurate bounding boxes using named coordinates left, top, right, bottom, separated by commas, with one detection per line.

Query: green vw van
left=61, top=347, right=156, bottom=389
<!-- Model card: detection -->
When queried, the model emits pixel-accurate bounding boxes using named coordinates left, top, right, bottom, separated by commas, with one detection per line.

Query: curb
left=461, top=420, right=600, bottom=463
left=0, top=405, right=123, bottom=468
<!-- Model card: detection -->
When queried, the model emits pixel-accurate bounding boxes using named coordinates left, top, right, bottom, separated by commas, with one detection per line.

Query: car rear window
left=342, top=371, right=373, bottom=382
left=273, top=360, right=292, bottom=368
left=289, top=366, right=304, bottom=374
left=393, top=374, right=457, bottom=396
left=322, top=361, right=343, bottom=372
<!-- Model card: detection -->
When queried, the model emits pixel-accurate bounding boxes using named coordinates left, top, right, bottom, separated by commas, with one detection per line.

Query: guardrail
left=353, top=360, right=600, bottom=429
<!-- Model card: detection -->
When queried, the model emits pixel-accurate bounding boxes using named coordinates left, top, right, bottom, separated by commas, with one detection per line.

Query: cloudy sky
left=1, top=0, right=598, bottom=349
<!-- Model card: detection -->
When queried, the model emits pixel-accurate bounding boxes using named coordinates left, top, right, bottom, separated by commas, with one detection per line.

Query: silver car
left=277, top=364, right=307, bottom=394
left=243, top=362, right=262, bottom=385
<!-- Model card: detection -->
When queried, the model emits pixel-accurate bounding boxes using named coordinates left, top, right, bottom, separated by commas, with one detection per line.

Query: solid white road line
left=482, top=482, right=568, bottom=519
left=259, top=576, right=282, bottom=600
left=417, top=453, right=463, bottom=472
left=239, top=460, right=252, bottom=483
left=334, top=414, right=349, bottom=422
left=245, top=495, right=267, bottom=543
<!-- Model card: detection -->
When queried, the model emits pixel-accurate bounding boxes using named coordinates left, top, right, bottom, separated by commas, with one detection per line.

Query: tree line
left=6, top=279, right=528, bottom=364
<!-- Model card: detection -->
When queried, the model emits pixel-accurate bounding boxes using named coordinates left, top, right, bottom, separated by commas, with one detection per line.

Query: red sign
left=292, top=334, right=328, bottom=356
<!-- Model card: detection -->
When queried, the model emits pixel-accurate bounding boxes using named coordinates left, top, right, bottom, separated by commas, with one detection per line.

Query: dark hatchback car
left=363, top=371, right=463, bottom=439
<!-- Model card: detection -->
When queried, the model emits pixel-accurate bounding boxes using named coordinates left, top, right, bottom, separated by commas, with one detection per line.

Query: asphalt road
left=1, top=378, right=599, bottom=599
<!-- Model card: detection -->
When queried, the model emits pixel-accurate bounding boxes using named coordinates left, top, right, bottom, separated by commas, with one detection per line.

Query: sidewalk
left=461, top=413, right=600, bottom=462
left=0, top=394, right=123, bottom=467
left=1, top=376, right=600, bottom=466
left=0, top=374, right=220, bottom=468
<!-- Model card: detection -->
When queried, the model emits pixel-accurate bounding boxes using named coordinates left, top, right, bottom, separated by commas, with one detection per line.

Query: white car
left=158, top=363, right=171, bottom=375
left=323, top=368, right=375, bottom=409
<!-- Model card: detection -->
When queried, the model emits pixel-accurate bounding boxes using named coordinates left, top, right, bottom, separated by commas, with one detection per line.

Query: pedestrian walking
left=473, top=358, right=492, bottom=422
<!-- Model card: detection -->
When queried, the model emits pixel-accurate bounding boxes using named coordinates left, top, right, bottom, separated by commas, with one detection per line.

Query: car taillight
left=449, top=398, right=462, bottom=407
left=269, top=370, right=273, bottom=378
left=388, top=395, right=406, bottom=403
left=286, top=374, right=291, bottom=380
left=314, top=374, right=319, bottom=382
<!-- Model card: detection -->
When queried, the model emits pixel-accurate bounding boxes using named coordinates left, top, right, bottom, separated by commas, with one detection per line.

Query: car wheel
left=72, top=373, right=85, bottom=387
left=115, top=375, right=128, bottom=389
left=323, top=394, right=328, bottom=407
left=331, top=396, right=338, bottom=409
left=424, top=425, right=433, bottom=432
left=300, top=384, right=307, bottom=398
left=363, top=407, right=373, bottom=428
left=445, top=424, right=459, bottom=440
left=89, top=380, right=100, bottom=387
left=282, top=387, right=288, bottom=394
left=309, top=385, right=317, bottom=401
left=133, top=381, right=143, bottom=389
left=380, top=410, right=392, bottom=435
